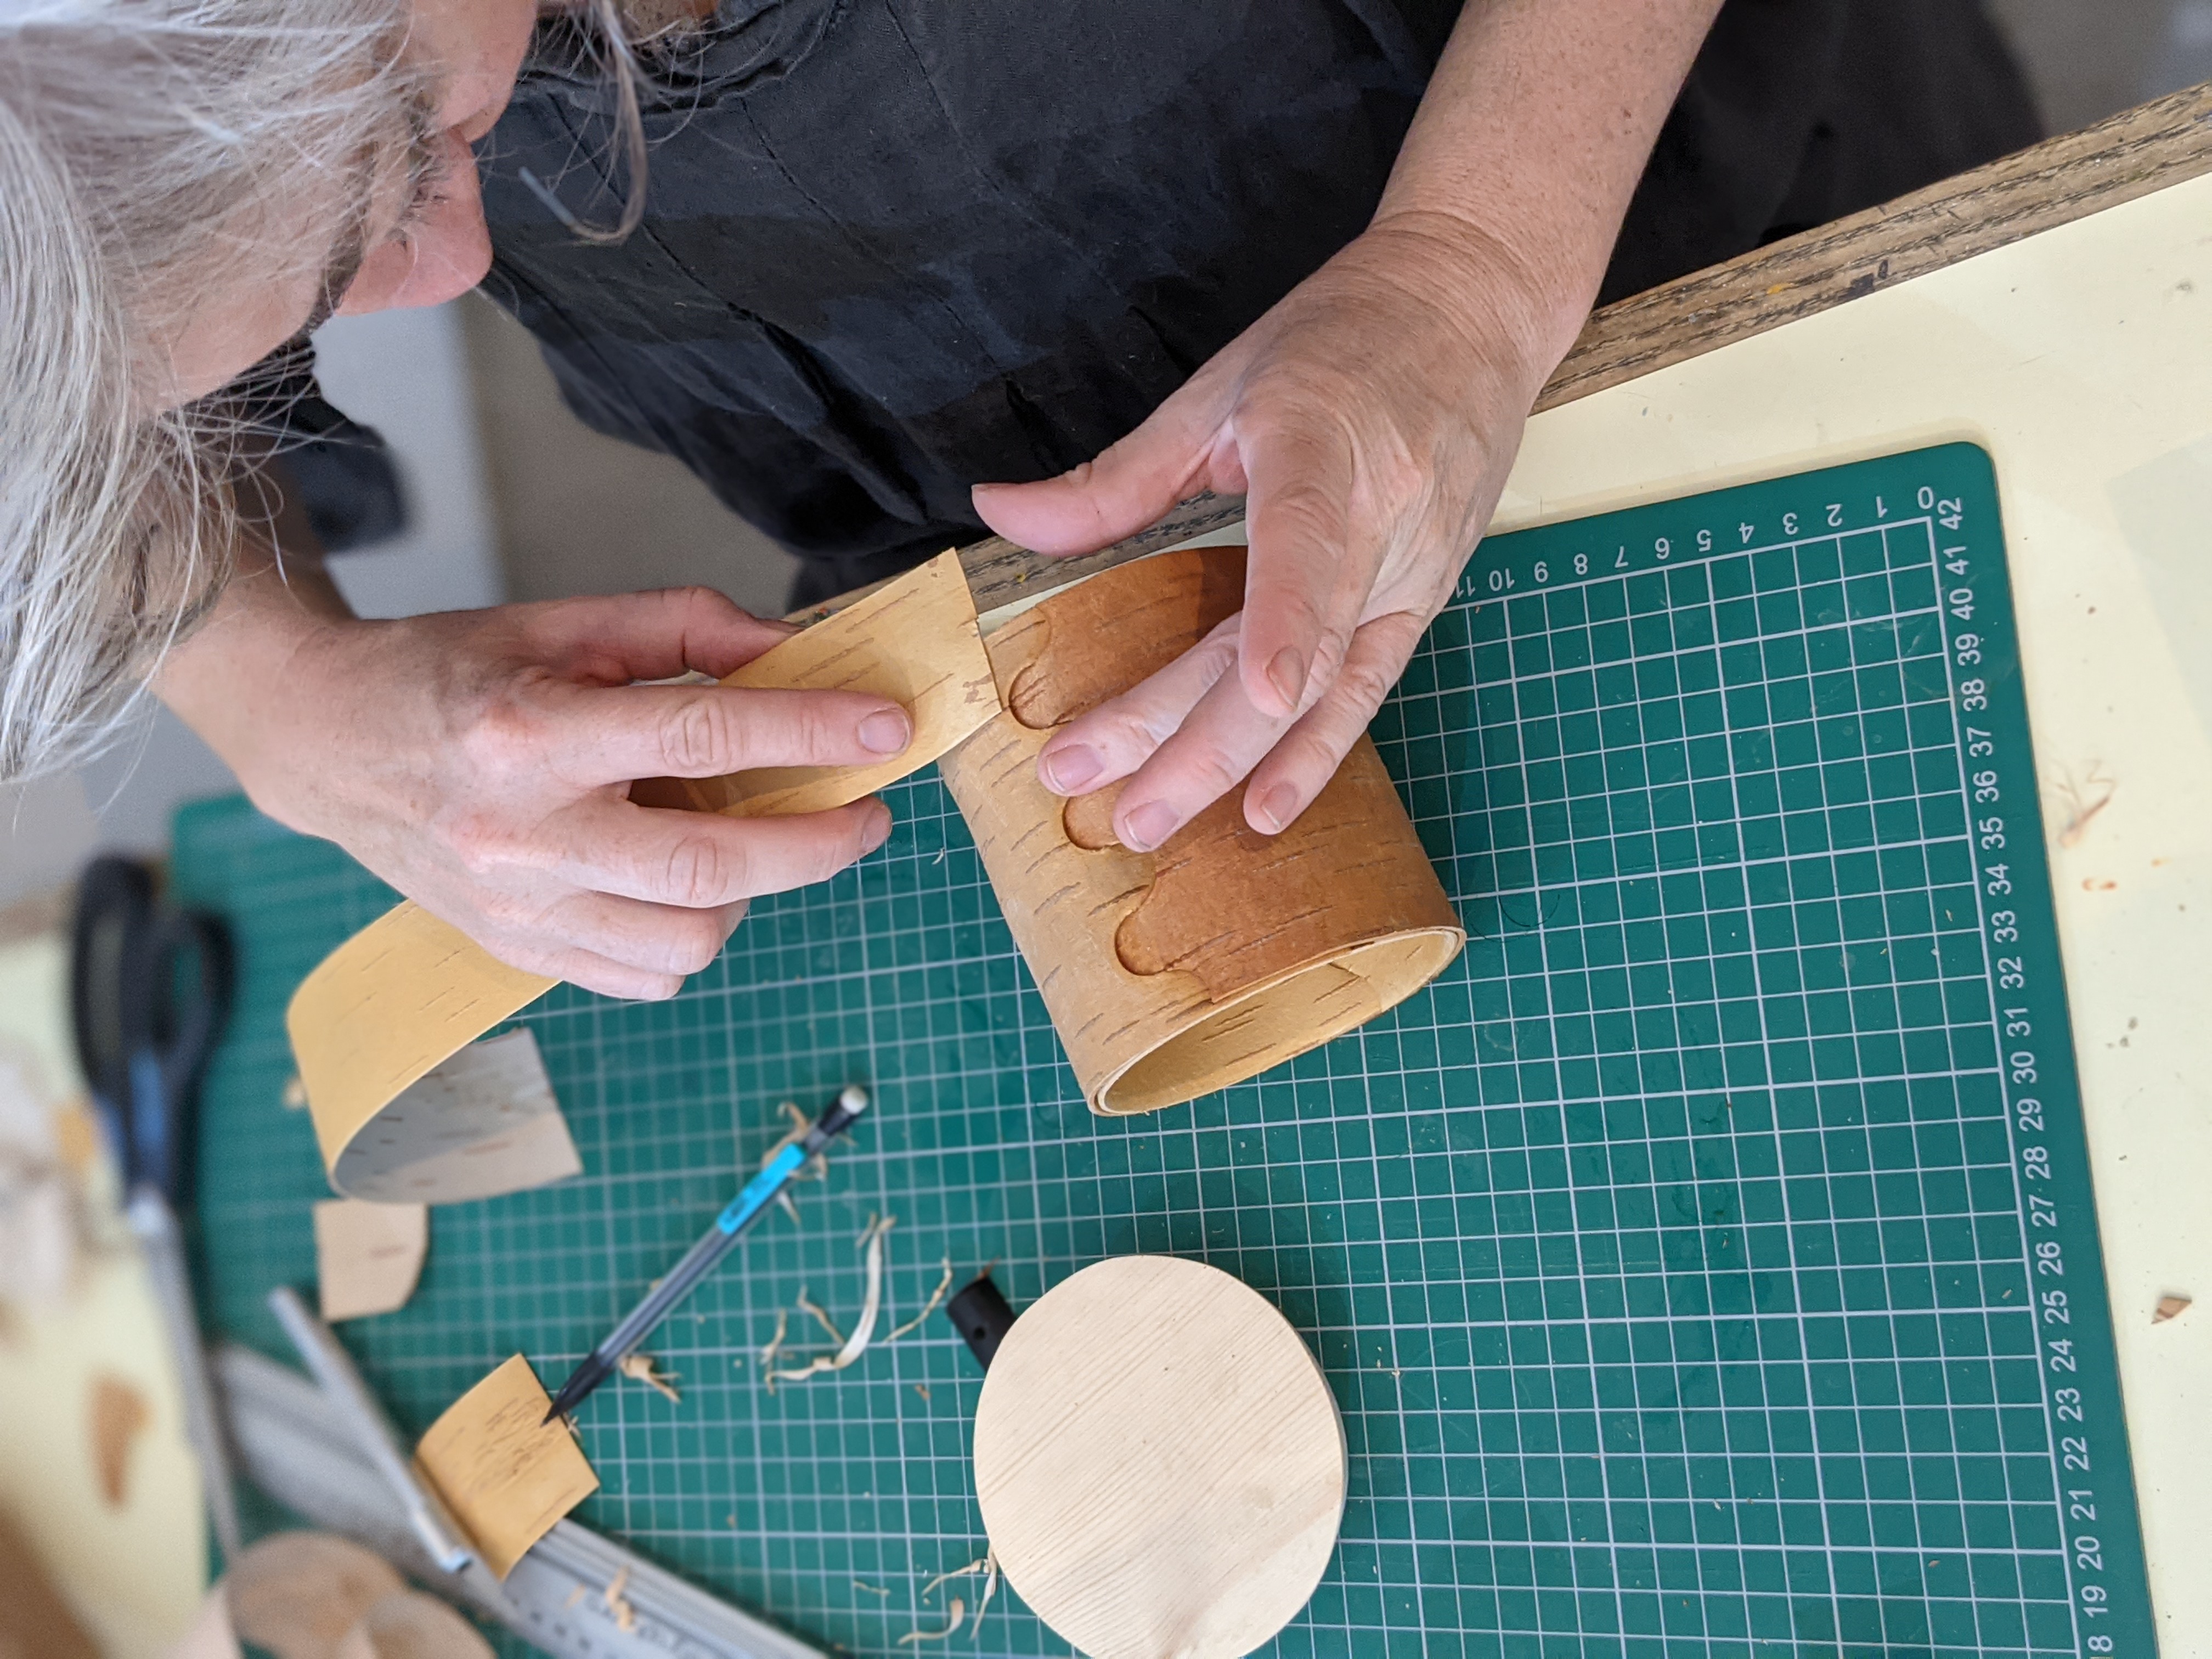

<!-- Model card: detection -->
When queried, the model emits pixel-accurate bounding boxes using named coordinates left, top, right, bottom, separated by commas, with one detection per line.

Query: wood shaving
left=885, top=1258, right=955, bottom=1343
left=563, top=1585, right=586, bottom=1610
left=758, top=1101, right=831, bottom=1222
left=2154, top=1294, right=2192, bottom=1324
left=913, top=1384, right=931, bottom=1402
left=975, top=1550, right=998, bottom=1631
left=919, top=1555, right=989, bottom=1599
left=898, top=1599, right=964, bottom=1645
left=2055, top=766, right=2117, bottom=849
left=853, top=1579, right=891, bottom=1597
left=603, top=1564, right=637, bottom=1633
left=754, top=1308, right=790, bottom=1393
left=797, top=1287, right=848, bottom=1348
left=769, top=1217, right=895, bottom=1384
left=281, top=1074, right=309, bottom=1110
left=616, top=1352, right=681, bottom=1403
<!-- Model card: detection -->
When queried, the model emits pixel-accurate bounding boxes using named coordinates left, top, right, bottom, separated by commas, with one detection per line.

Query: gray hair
left=0, top=0, right=654, bottom=781
left=0, top=0, right=421, bottom=779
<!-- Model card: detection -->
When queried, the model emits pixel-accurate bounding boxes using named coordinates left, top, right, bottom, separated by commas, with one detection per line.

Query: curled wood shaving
left=604, top=1565, right=637, bottom=1633
left=975, top=1550, right=998, bottom=1632
left=754, top=1308, right=789, bottom=1394
left=759, top=1101, right=831, bottom=1222
left=797, top=1287, right=847, bottom=1348
left=915, top=1547, right=997, bottom=1637
left=2055, top=766, right=2117, bottom=850
left=919, top=1555, right=988, bottom=1599
left=769, top=1216, right=894, bottom=1385
left=898, top=1599, right=965, bottom=1645
left=617, top=1352, right=681, bottom=1403
left=885, top=1258, right=955, bottom=1344
left=853, top=1579, right=891, bottom=1598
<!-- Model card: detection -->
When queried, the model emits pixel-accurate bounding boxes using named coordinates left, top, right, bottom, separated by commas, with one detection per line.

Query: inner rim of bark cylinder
left=1098, top=928, right=1465, bottom=1115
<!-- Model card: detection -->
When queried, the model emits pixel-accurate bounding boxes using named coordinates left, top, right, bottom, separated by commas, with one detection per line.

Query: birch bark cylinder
left=940, top=546, right=1464, bottom=1115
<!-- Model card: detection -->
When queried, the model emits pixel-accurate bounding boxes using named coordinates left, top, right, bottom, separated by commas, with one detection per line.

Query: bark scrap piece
left=2154, top=1294, right=2192, bottom=1324
left=314, top=1199, right=429, bottom=1322
left=88, top=1372, right=149, bottom=1508
left=412, top=1355, right=599, bottom=1579
left=226, top=1531, right=404, bottom=1659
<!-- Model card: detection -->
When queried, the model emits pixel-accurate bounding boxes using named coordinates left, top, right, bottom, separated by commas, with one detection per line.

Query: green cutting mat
left=178, top=442, right=2154, bottom=1659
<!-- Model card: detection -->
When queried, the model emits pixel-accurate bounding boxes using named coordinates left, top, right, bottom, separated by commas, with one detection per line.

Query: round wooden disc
left=972, top=1256, right=1345, bottom=1659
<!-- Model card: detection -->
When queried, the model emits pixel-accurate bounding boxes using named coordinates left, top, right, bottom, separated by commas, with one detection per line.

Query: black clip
left=946, top=1272, right=1017, bottom=1371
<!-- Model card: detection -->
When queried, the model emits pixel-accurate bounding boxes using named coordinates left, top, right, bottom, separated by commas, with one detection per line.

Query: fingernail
left=1251, top=783, right=1300, bottom=834
left=858, top=708, right=911, bottom=754
left=1121, top=800, right=1180, bottom=851
left=1267, top=647, right=1307, bottom=709
left=1041, top=743, right=1103, bottom=794
left=860, top=801, right=893, bottom=853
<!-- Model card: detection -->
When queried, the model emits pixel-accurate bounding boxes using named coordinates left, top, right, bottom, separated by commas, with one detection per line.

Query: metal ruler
left=215, top=1343, right=822, bottom=1659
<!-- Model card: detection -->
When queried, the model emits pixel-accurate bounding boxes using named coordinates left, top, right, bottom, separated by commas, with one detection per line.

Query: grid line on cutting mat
left=178, top=443, right=2150, bottom=1659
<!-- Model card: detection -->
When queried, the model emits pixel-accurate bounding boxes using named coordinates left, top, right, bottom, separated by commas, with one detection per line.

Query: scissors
left=69, top=854, right=239, bottom=1561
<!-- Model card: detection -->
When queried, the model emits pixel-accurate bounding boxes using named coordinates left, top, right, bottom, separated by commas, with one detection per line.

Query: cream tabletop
left=1482, top=171, right=2212, bottom=1656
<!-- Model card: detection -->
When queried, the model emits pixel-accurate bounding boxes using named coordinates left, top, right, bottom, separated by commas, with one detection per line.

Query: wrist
left=155, top=550, right=363, bottom=803
left=1355, top=207, right=1589, bottom=393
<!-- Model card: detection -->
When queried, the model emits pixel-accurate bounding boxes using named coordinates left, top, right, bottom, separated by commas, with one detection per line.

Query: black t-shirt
left=281, top=0, right=2040, bottom=602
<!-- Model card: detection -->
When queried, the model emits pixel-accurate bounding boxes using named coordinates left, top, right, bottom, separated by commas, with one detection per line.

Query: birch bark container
left=940, top=545, right=1464, bottom=1115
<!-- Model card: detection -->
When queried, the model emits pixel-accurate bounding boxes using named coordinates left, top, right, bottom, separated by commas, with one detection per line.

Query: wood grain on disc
left=972, top=1256, right=1345, bottom=1659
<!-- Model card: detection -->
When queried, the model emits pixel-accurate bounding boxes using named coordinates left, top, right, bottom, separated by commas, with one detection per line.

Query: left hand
left=971, top=211, right=1579, bottom=851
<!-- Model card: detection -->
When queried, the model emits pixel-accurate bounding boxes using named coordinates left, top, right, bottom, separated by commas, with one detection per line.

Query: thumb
left=971, top=376, right=1237, bottom=557
left=520, top=586, right=798, bottom=686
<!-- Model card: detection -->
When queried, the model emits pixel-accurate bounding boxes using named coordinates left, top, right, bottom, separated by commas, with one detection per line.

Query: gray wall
left=1989, top=0, right=2209, bottom=133
left=461, top=295, right=798, bottom=619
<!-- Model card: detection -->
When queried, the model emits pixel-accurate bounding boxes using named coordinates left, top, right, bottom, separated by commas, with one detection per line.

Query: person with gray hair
left=0, top=0, right=2038, bottom=999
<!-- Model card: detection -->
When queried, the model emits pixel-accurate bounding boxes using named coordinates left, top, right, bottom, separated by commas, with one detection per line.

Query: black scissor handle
left=68, top=855, right=232, bottom=1203
left=147, top=909, right=230, bottom=1149
left=69, top=855, right=154, bottom=1125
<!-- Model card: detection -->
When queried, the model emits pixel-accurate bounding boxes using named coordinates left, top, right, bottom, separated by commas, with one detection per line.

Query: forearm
left=153, top=469, right=356, bottom=795
left=1375, top=0, right=1724, bottom=363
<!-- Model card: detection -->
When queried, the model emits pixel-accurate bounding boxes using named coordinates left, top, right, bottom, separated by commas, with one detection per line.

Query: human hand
left=970, top=213, right=1579, bottom=850
left=189, top=586, right=910, bottom=998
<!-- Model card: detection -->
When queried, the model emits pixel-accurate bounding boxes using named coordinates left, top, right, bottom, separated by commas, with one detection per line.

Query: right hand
left=175, top=584, right=910, bottom=1000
